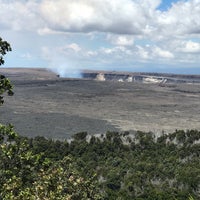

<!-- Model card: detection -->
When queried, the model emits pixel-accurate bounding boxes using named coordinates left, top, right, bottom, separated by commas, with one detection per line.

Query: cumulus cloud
left=39, top=0, right=151, bottom=34
left=0, top=0, right=42, bottom=31
left=106, top=34, right=134, bottom=46
left=65, top=43, right=82, bottom=53
left=101, top=46, right=132, bottom=56
left=152, top=47, right=174, bottom=59
left=157, top=0, right=200, bottom=36
left=1, top=0, right=200, bottom=37
left=136, top=46, right=150, bottom=59
left=38, top=0, right=200, bottom=38
left=179, top=41, right=200, bottom=53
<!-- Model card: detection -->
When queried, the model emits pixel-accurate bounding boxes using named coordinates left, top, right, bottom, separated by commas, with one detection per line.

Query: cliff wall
left=82, top=70, right=200, bottom=84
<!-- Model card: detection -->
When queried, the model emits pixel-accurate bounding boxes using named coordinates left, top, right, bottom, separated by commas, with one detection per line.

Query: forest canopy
left=0, top=129, right=199, bottom=199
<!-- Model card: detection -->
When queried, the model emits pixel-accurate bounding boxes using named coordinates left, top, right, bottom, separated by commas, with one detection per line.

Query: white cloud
left=157, top=0, right=200, bottom=36
left=101, top=46, right=132, bottom=57
left=66, top=43, right=81, bottom=52
left=0, top=0, right=42, bottom=31
left=86, top=50, right=98, bottom=57
left=39, top=0, right=149, bottom=34
left=107, top=34, right=134, bottom=46
left=1, top=0, right=200, bottom=38
left=179, top=41, right=200, bottom=53
left=153, top=47, right=174, bottom=59
left=38, top=0, right=200, bottom=38
left=0, top=0, right=199, bottom=38
left=136, top=46, right=149, bottom=59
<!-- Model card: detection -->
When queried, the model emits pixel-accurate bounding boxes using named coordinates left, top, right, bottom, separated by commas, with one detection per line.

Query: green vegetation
left=0, top=37, right=13, bottom=105
left=0, top=129, right=200, bottom=199
left=0, top=127, right=103, bottom=200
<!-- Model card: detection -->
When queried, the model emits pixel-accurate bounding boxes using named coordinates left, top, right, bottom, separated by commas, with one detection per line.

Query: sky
left=1, top=0, right=200, bottom=77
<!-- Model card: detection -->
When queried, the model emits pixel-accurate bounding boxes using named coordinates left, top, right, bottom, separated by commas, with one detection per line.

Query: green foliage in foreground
left=0, top=127, right=200, bottom=200
left=0, top=37, right=13, bottom=105
left=0, top=124, right=102, bottom=200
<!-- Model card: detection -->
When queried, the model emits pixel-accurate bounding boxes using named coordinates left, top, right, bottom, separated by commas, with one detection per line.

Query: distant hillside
left=0, top=68, right=59, bottom=81
left=82, top=70, right=200, bottom=84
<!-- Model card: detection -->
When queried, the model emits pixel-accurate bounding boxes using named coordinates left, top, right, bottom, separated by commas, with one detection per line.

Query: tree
left=0, top=37, right=13, bottom=105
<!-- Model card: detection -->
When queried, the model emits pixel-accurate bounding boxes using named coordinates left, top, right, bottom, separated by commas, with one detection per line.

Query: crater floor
left=1, top=68, right=200, bottom=139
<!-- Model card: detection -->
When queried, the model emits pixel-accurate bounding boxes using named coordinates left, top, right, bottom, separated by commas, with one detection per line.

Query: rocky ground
left=0, top=68, right=200, bottom=139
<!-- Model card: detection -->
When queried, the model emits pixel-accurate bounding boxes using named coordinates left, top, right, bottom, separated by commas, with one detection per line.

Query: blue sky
left=1, top=0, right=200, bottom=77
left=158, top=0, right=180, bottom=10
